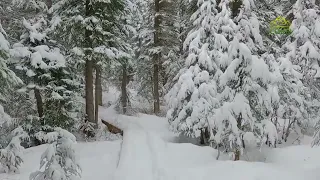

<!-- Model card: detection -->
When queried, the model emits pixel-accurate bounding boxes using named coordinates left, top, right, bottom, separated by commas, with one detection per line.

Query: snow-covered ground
left=1, top=106, right=320, bottom=180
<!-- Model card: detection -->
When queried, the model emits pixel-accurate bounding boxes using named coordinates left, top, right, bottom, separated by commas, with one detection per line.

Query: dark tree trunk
left=85, top=0, right=95, bottom=124
left=94, top=65, right=102, bottom=124
left=231, top=0, right=242, bottom=18
left=284, top=119, right=295, bottom=142
left=46, top=0, right=53, bottom=20
left=46, top=0, right=52, bottom=8
left=153, top=0, right=161, bottom=115
left=153, top=56, right=160, bottom=114
left=85, top=59, right=95, bottom=124
left=200, top=129, right=205, bottom=145
left=95, top=66, right=103, bottom=106
left=34, top=88, right=44, bottom=124
left=200, top=127, right=211, bottom=145
left=234, top=114, right=243, bottom=161
left=121, top=63, right=128, bottom=114
left=234, top=150, right=240, bottom=161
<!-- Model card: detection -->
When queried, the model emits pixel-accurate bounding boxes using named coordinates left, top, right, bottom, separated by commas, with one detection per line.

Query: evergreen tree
left=163, top=0, right=191, bottom=95
left=134, top=0, right=156, bottom=103
left=51, top=0, right=125, bottom=124
left=0, top=22, right=24, bottom=148
left=0, top=127, right=29, bottom=173
left=166, top=0, right=220, bottom=138
left=279, top=0, right=320, bottom=145
left=0, top=22, right=22, bottom=102
left=213, top=0, right=277, bottom=160
left=29, top=128, right=81, bottom=180
left=135, top=0, right=185, bottom=113
left=10, top=16, right=80, bottom=131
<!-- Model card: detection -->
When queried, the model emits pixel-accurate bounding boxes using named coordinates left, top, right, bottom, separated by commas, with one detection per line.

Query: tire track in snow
left=145, top=131, right=170, bottom=180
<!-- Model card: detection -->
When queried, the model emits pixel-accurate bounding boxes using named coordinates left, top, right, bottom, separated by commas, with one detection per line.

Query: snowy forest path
left=112, top=121, right=164, bottom=180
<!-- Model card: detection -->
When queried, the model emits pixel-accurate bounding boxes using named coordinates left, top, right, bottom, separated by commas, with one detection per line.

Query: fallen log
left=101, top=119, right=124, bottom=136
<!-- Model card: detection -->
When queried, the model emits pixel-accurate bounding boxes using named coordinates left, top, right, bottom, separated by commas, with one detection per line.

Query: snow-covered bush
left=78, top=116, right=96, bottom=139
left=0, top=126, right=29, bottom=173
left=29, top=127, right=81, bottom=180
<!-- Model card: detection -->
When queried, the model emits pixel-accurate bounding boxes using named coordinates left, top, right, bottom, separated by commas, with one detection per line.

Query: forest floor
left=1, top=106, right=320, bottom=180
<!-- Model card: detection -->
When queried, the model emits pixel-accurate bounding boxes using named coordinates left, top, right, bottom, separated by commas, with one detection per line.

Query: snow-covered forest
left=0, top=0, right=320, bottom=179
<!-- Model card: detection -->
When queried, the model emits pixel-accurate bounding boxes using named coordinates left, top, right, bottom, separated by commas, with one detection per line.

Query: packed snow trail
left=112, top=119, right=171, bottom=180
left=111, top=120, right=219, bottom=180
left=113, top=128, right=156, bottom=180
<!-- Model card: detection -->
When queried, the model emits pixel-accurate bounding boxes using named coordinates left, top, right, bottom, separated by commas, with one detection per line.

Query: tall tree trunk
left=231, top=0, right=242, bottom=18
left=234, top=150, right=240, bottom=161
left=234, top=114, right=243, bottom=161
left=85, top=0, right=95, bottom=124
left=46, top=0, right=53, bottom=20
left=121, top=63, right=128, bottom=114
left=86, top=59, right=95, bottom=123
left=46, top=0, right=52, bottom=8
left=153, top=55, right=160, bottom=114
left=153, top=0, right=161, bottom=115
left=94, top=65, right=101, bottom=124
left=95, top=66, right=102, bottom=106
left=34, top=88, right=43, bottom=124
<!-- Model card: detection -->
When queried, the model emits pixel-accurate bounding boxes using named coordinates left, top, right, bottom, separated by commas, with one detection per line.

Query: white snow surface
left=1, top=106, right=320, bottom=180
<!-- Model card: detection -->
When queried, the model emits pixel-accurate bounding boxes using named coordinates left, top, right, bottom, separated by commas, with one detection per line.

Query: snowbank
left=266, top=145, right=320, bottom=168
left=162, top=160, right=313, bottom=180
left=0, top=141, right=121, bottom=180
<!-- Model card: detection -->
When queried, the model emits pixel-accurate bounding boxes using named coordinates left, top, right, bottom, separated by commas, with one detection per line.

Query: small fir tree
left=29, top=127, right=81, bottom=180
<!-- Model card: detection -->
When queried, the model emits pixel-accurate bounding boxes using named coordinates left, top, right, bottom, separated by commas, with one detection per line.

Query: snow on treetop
left=22, top=17, right=47, bottom=43
left=251, top=55, right=272, bottom=85
left=33, top=45, right=66, bottom=68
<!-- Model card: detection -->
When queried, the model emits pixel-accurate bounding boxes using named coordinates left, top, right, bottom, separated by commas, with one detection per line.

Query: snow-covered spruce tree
left=0, top=0, right=49, bottom=42
left=289, top=0, right=320, bottom=90
left=50, top=0, right=125, bottom=124
left=259, top=53, right=283, bottom=146
left=10, top=16, right=80, bottom=132
left=212, top=0, right=278, bottom=160
left=0, top=1, right=49, bottom=132
left=0, top=127, right=29, bottom=173
left=30, top=127, right=81, bottom=180
left=166, top=0, right=220, bottom=139
left=134, top=0, right=156, bottom=104
left=279, top=0, right=320, bottom=144
left=0, top=22, right=23, bottom=102
left=163, top=0, right=192, bottom=95
left=134, top=0, right=183, bottom=114
left=277, top=53, right=311, bottom=143
left=104, top=0, right=138, bottom=115
left=0, top=22, right=24, bottom=147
